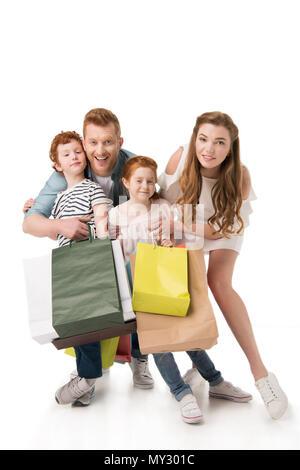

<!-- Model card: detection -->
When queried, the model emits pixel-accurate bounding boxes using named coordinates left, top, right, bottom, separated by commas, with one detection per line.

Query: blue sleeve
left=122, top=148, right=136, bottom=158
left=24, top=171, right=67, bottom=219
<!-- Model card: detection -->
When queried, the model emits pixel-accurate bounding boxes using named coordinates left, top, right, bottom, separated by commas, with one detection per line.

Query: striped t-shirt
left=51, top=179, right=112, bottom=247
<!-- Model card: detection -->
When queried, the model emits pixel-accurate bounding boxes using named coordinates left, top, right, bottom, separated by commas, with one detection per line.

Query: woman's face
left=195, top=123, right=231, bottom=172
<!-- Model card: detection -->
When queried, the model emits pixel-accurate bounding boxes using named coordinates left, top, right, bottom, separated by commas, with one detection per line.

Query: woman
left=158, top=111, right=288, bottom=420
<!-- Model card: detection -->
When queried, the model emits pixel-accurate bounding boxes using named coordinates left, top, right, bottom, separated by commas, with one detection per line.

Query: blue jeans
left=153, top=351, right=223, bottom=401
left=74, top=342, right=103, bottom=379
left=74, top=333, right=146, bottom=379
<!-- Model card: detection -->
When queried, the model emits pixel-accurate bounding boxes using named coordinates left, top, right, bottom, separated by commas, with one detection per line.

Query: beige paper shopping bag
left=130, top=249, right=218, bottom=354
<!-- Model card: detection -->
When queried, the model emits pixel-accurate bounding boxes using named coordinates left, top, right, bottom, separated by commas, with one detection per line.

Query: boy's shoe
left=179, top=394, right=203, bottom=424
left=55, top=376, right=96, bottom=405
left=72, top=386, right=95, bottom=407
left=209, top=380, right=253, bottom=403
left=129, top=357, right=154, bottom=389
left=255, top=372, right=288, bottom=419
left=183, top=368, right=204, bottom=386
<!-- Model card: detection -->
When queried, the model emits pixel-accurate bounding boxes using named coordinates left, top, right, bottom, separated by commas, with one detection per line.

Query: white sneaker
left=255, top=372, right=288, bottom=419
left=55, top=376, right=96, bottom=405
left=129, top=357, right=154, bottom=389
left=209, top=380, right=253, bottom=403
left=183, top=368, right=204, bottom=386
left=179, top=394, right=203, bottom=424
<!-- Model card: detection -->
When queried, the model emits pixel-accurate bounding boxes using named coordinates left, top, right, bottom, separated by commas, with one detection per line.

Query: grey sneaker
left=255, top=372, right=288, bottom=419
left=179, top=394, right=203, bottom=424
left=129, top=357, right=154, bottom=389
left=55, top=376, right=96, bottom=405
left=72, top=386, right=95, bottom=407
left=209, top=380, right=253, bottom=403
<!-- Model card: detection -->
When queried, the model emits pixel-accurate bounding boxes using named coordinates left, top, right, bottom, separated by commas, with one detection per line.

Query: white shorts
left=204, top=234, right=244, bottom=254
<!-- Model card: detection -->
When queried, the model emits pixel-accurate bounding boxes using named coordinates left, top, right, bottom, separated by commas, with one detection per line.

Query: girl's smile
left=122, top=167, right=156, bottom=206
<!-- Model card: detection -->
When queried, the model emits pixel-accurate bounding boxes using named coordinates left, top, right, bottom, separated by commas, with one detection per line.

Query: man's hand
left=57, top=217, right=92, bottom=240
left=23, top=213, right=92, bottom=240
left=23, top=198, right=35, bottom=214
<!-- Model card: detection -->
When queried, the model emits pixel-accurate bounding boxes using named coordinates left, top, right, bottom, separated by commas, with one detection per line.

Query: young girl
left=158, top=111, right=288, bottom=419
left=109, top=156, right=253, bottom=424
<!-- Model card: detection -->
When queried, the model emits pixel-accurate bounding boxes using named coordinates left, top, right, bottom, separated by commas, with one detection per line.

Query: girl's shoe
left=255, top=372, right=288, bottom=419
left=179, top=394, right=203, bottom=424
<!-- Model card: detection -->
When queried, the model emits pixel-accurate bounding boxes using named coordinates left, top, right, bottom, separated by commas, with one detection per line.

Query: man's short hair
left=83, top=108, right=121, bottom=138
left=49, top=130, right=83, bottom=172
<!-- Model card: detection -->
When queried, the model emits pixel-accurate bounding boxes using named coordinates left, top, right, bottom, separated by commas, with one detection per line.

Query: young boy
left=49, top=130, right=112, bottom=246
left=48, top=130, right=113, bottom=405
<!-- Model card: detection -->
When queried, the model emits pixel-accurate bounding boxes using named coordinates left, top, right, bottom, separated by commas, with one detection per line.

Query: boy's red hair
left=49, top=131, right=84, bottom=172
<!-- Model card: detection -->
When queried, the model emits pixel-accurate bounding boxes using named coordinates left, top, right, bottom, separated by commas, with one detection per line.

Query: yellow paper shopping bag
left=65, top=336, right=120, bottom=369
left=132, top=243, right=190, bottom=317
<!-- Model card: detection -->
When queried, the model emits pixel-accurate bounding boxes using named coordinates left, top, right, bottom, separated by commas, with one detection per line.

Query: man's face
left=83, top=122, right=123, bottom=177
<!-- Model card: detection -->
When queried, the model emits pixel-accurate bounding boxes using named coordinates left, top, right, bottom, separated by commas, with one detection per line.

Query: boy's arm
left=22, top=171, right=90, bottom=240
left=93, top=203, right=109, bottom=239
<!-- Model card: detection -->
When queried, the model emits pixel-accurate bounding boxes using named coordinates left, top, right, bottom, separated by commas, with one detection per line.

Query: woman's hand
left=204, top=224, right=223, bottom=240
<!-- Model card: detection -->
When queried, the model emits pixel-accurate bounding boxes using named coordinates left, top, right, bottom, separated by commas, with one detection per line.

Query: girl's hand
left=148, top=216, right=162, bottom=241
left=161, top=238, right=173, bottom=247
left=23, top=198, right=35, bottom=214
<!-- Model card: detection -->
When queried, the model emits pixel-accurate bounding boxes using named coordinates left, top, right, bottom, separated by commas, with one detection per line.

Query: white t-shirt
left=91, top=172, right=114, bottom=200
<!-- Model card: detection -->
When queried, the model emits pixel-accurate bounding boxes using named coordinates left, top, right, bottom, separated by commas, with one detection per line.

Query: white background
left=0, top=0, right=299, bottom=450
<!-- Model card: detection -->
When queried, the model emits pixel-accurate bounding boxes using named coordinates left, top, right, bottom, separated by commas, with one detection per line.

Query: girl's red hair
left=122, top=156, right=160, bottom=200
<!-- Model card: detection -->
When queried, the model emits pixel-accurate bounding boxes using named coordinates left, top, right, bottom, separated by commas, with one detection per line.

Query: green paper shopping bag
left=52, top=236, right=123, bottom=338
left=132, top=243, right=190, bottom=317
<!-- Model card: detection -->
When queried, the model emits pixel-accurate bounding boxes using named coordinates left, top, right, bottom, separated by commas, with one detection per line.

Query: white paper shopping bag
left=111, top=240, right=135, bottom=322
left=23, top=254, right=59, bottom=344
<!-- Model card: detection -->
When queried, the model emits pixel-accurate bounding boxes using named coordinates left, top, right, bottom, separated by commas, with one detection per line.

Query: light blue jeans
left=153, top=351, right=224, bottom=401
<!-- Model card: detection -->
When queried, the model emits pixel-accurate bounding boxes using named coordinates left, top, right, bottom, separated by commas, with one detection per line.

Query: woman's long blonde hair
left=177, top=111, right=244, bottom=237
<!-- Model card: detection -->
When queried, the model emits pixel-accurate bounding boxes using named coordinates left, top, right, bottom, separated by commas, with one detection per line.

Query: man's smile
left=94, top=155, right=109, bottom=161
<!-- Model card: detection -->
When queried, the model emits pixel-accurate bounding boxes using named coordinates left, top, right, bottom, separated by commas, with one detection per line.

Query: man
left=23, top=108, right=154, bottom=405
